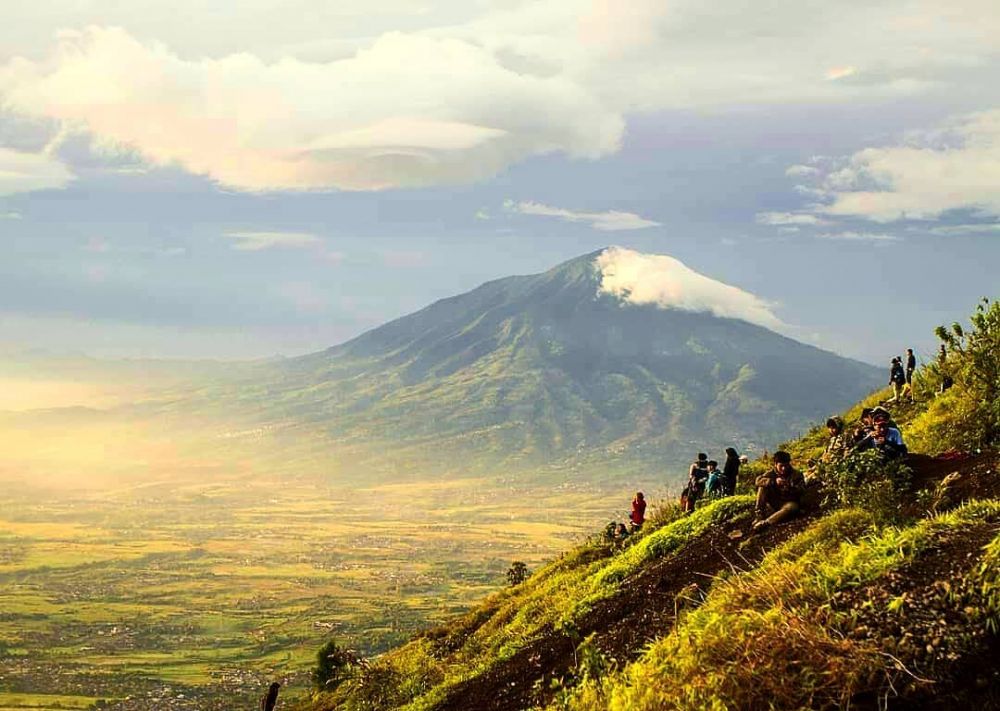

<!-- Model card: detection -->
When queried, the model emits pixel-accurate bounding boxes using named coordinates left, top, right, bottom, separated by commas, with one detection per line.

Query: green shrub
left=815, top=449, right=912, bottom=524
left=910, top=297, right=1000, bottom=453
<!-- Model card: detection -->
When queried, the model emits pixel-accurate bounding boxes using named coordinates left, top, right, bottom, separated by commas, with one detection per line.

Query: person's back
left=722, top=448, right=740, bottom=496
left=630, top=492, right=646, bottom=530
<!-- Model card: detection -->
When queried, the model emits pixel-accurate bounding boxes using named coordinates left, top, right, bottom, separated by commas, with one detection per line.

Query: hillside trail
left=432, top=450, right=1000, bottom=711
left=433, top=510, right=818, bottom=711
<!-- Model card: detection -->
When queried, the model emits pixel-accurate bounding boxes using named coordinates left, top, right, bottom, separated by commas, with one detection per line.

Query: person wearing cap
left=752, top=451, right=805, bottom=531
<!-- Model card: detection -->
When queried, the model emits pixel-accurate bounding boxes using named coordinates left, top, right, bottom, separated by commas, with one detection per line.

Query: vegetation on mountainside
left=300, top=297, right=1000, bottom=711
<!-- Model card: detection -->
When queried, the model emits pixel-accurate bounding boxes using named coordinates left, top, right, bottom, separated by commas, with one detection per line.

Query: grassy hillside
left=294, top=298, right=1000, bottom=711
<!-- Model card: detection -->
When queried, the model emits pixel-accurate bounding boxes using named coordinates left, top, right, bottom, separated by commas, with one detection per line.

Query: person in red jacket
left=630, top=492, right=647, bottom=532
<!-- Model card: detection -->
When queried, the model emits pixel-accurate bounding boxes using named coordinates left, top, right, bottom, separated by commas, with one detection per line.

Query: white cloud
left=595, top=246, right=784, bottom=330
left=815, top=109, right=1000, bottom=222
left=1, top=0, right=997, bottom=192
left=223, top=230, right=322, bottom=251
left=0, top=147, right=73, bottom=195
left=755, top=211, right=827, bottom=226
left=0, top=26, right=621, bottom=191
left=928, top=223, right=1000, bottom=235
left=785, top=164, right=820, bottom=178
left=817, top=231, right=903, bottom=242
left=1, top=210, right=23, bottom=219
left=509, top=200, right=660, bottom=231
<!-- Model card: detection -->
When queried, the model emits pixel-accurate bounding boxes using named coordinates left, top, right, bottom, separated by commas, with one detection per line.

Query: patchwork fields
left=0, top=473, right=629, bottom=708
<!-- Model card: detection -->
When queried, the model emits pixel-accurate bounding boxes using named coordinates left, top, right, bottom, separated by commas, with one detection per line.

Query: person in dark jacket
left=752, top=451, right=805, bottom=531
left=889, top=357, right=906, bottom=402
left=722, top=447, right=740, bottom=496
left=903, top=348, right=916, bottom=401
left=630, top=492, right=646, bottom=532
left=683, top=454, right=710, bottom=513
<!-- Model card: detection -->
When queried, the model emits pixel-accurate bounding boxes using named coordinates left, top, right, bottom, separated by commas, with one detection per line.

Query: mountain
left=191, top=247, right=881, bottom=480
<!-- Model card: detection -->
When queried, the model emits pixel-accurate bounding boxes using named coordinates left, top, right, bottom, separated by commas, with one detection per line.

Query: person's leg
left=764, top=501, right=800, bottom=526
left=754, top=486, right=770, bottom=519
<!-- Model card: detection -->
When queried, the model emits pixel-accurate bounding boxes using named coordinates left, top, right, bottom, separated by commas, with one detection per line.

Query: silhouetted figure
left=261, top=682, right=280, bottom=711
left=722, top=448, right=740, bottom=496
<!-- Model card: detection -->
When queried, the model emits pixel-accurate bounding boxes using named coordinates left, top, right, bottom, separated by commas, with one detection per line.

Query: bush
left=312, top=639, right=362, bottom=691
left=507, top=561, right=530, bottom=586
left=816, top=449, right=912, bottom=524
left=911, top=297, right=1000, bottom=453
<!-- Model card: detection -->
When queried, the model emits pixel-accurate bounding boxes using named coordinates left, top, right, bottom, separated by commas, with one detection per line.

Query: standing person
left=752, top=451, right=805, bottom=532
left=705, top=461, right=723, bottom=498
left=937, top=344, right=954, bottom=393
left=889, top=357, right=906, bottom=402
left=902, top=348, right=916, bottom=402
left=630, top=492, right=646, bottom=532
left=684, top=454, right=709, bottom=513
left=722, top=447, right=741, bottom=496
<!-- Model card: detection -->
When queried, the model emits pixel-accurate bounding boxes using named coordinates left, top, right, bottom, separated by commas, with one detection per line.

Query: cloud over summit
left=594, top=247, right=784, bottom=331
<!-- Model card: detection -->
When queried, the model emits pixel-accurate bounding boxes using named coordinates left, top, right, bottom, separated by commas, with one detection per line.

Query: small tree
left=817, top=449, right=912, bottom=525
left=506, top=561, right=530, bottom=586
left=312, top=639, right=360, bottom=691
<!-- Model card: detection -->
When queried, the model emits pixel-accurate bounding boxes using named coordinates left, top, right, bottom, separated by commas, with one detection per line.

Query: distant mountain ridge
left=212, top=248, right=882, bottom=479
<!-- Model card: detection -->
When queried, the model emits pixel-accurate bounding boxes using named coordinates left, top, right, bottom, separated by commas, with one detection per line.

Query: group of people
left=609, top=349, right=918, bottom=542
left=681, top=448, right=744, bottom=513
left=603, top=491, right=647, bottom=545
left=824, top=405, right=907, bottom=461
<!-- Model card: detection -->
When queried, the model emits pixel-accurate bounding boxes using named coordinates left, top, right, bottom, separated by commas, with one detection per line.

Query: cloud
left=928, top=223, right=1000, bottom=235
left=755, top=211, right=827, bottom=226
left=1, top=210, right=23, bottom=219
left=0, top=147, right=73, bottom=195
left=223, top=230, right=322, bottom=251
left=2, top=0, right=998, bottom=192
left=595, top=246, right=784, bottom=330
left=817, top=231, right=903, bottom=242
left=0, top=26, right=622, bottom=191
left=508, top=200, right=660, bottom=231
left=812, top=109, right=1000, bottom=222
left=785, top=164, right=820, bottom=178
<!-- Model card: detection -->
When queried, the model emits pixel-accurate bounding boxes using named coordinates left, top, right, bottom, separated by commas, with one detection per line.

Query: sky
left=1, top=1, right=998, bottom=366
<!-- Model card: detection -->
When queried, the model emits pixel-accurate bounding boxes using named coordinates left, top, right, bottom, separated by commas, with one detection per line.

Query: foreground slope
left=295, top=299, right=1000, bottom=711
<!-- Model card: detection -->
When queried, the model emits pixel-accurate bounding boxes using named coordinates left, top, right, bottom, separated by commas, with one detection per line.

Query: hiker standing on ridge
left=889, top=357, right=907, bottom=402
left=902, top=348, right=917, bottom=402
left=722, top=447, right=741, bottom=496
left=752, top=451, right=805, bottom=532
left=630, top=492, right=646, bottom=532
left=682, top=453, right=710, bottom=513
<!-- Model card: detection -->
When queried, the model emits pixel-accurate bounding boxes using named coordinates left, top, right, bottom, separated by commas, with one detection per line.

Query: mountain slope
left=200, top=248, right=881, bottom=478
left=292, top=374, right=1000, bottom=711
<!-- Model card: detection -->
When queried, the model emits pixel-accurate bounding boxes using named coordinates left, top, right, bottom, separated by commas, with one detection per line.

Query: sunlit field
left=0, top=373, right=643, bottom=707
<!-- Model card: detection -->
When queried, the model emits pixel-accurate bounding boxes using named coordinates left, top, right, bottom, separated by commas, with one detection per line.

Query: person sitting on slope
left=823, top=417, right=849, bottom=462
left=854, top=414, right=907, bottom=460
left=630, top=492, right=646, bottom=532
left=752, top=451, right=806, bottom=532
